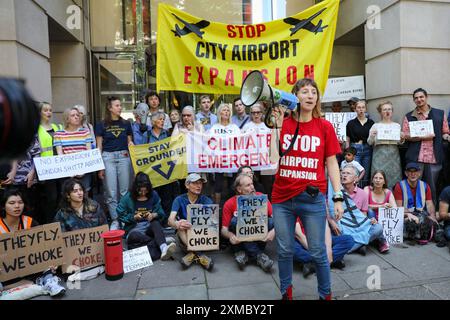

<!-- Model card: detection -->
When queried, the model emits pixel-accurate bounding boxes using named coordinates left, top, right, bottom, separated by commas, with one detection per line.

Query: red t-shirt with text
left=272, top=117, right=341, bottom=204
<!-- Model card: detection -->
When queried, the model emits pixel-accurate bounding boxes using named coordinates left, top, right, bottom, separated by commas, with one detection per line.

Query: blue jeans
left=102, top=150, right=132, bottom=220
left=349, top=223, right=385, bottom=252
left=444, top=223, right=450, bottom=241
left=294, top=235, right=355, bottom=264
left=273, top=191, right=330, bottom=298
left=351, top=143, right=372, bottom=188
left=229, top=216, right=275, bottom=259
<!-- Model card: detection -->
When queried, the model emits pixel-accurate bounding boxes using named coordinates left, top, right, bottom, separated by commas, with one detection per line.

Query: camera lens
left=0, top=78, right=40, bottom=161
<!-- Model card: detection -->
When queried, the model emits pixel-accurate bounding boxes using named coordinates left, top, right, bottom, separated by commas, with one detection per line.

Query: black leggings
left=127, top=220, right=166, bottom=260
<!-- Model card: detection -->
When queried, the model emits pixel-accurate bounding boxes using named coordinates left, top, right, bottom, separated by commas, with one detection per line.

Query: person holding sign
left=231, top=98, right=250, bottom=129
left=270, top=78, right=344, bottom=301
left=393, top=162, right=438, bottom=244
left=402, top=88, right=450, bottom=205
left=367, top=101, right=403, bottom=190
left=95, top=96, right=134, bottom=231
left=1, top=188, right=66, bottom=297
left=345, top=100, right=374, bottom=187
left=53, top=107, right=94, bottom=192
left=195, top=95, right=217, bottom=132
left=209, top=103, right=241, bottom=205
left=117, top=172, right=176, bottom=261
left=172, top=106, right=205, bottom=135
left=364, top=170, right=397, bottom=221
left=221, top=174, right=275, bottom=272
left=54, top=178, right=107, bottom=232
left=168, top=173, right=214, bottom=271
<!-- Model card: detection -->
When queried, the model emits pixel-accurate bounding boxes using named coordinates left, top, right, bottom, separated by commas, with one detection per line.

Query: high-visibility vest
left=38, top=123, right=62, bottom=157
left=0, top=215, right=33, bottom=234
left=400, top=180, right=427, bottom=211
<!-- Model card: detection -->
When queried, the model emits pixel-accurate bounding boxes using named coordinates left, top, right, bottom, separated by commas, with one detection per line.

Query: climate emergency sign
left=187, top=131, right=277, bottom=173
left=187, top=204, right=219, bottom=251
left=61, top=225, right=109, bottom=273
left=236, top=195, right=269, bottom=242
left=0, top=223, right=64, bottom=282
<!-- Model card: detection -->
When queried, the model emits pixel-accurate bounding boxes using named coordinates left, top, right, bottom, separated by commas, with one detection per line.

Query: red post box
left=101, top=230, right=125, bottom=281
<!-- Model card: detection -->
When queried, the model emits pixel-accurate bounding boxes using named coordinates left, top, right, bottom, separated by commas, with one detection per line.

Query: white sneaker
left=37, top=275, right=66, bottom=297
left=110, top=220, right=120, bottom=230
left=161, top=242, right=176, bottom=261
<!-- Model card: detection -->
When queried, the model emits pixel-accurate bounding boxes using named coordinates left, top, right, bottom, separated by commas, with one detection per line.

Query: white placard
left=409, top=120, right=434, bottom=138
left=324, top=112, right=357, bottom=141
left=33, top=149, right=105, bottom=181
left=376, top=124, right=401, bottom=141
left=322, top=76, right=365, bottom=103
left=123, top=246, right=153, bottom=274
left=378, top=207, right=404, bottom=244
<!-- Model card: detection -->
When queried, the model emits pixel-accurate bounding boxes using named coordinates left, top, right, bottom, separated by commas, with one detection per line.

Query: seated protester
left=54, top=178, right=107, bottom=232
left=363, top=170, right=397, bottom=220
left=168, top=173, right=214, bottom=271
left=393, top=162, right=439, bottom=244
left=332, top=165, right=389, bottom=254
left=1, top=188, right=65, bottom=297
left=437, top=186, right=450, bottom=250
left=294, top=217, right=354, bottom=278
left=237, top=166, right=265, bottom=194
left=221, top=174, right=275, bottom=272
left=117, top=172, right=176, bottom=261
left=340, top=147, right=365, bottom=186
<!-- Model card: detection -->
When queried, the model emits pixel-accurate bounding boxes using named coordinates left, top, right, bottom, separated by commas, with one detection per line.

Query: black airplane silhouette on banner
left=171, top=13, right=210, bottom=39
left=284, top=7, right=328, bottom=36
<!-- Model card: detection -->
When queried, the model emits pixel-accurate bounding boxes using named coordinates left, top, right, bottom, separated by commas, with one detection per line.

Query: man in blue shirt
left=195, top=95, right=217, bottom=132
left=231, top=98, right=250, bottom=129
left=169, top=173, right=214, bottom=270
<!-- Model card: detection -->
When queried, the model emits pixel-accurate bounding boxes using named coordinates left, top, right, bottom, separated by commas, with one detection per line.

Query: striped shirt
left=53, top=128, right=93, bottom=154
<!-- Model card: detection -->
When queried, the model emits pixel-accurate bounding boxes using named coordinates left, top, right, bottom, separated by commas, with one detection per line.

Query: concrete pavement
left=33, top=240, right=450, bottom=300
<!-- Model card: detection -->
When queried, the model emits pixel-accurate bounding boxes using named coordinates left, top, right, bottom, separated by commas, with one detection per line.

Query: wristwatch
left=332, top=191, right=344, bottom=203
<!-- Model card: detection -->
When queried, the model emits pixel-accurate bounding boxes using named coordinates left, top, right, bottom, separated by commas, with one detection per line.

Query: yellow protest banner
left=129, top=134, right=188, bottom=188
left=157, top=0, right=339, bottom=94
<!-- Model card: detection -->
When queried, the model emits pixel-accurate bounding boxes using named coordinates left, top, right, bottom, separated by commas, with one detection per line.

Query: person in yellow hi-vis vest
left=36, top=102, right=62, bottom=224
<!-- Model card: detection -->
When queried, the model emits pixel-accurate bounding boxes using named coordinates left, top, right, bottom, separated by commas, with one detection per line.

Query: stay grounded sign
left=157, top=0, right=339, bottom=94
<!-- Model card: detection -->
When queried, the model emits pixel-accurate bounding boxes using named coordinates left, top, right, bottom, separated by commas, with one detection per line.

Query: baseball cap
left=347, top=97, right=360, bottom=104
left=185, top=173, right=207, bottom=184
left=405, top=162, right=421, bottom=171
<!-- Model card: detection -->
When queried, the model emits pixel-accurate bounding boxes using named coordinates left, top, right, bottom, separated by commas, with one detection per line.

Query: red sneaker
left=281, top=285, right=293, bottom=300
left=378, top=241, right=390, bottom=253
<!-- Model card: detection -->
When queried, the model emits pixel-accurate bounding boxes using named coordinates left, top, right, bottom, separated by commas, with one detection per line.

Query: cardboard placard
left=187, top=204, right=219, bottom=251
left=409, top=120, right=434, bottom=138
left=123, top=246, right=153, bottom=274
left=61, top=225, right=109, bottom=273
left=378, top=207, right=404, bottom=244
left=0, top=223, right=64, bottom=282
left=236, top=195, right=269, bottom=242
left=34, top=149, right=105, bottom=181
left=376, top=124, right=401, bottom=141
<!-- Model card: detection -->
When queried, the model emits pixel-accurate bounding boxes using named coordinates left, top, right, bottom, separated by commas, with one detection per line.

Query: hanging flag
left=157, top=0, right=339, bottom=94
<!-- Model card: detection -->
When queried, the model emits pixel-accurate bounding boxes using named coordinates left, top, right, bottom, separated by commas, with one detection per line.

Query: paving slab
left=209, top=282, right=280, bottom=300
left=138, top=257, right=205, bottom=289
left=378, top=244, right=450, bottom=281
left=136, top=284, right=208, bottom=300
left=424, top=280, right=450, bottom=300
left=338, top=267, right=411, bottom=290
left=337, top=285, right=442, bottom=300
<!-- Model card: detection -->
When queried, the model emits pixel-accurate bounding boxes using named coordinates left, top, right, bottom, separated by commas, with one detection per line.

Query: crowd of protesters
left=2, top=84, right=450, bottom=301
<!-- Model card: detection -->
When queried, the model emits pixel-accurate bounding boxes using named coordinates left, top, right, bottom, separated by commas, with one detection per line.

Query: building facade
left=1, top=0, right=449, bottom=124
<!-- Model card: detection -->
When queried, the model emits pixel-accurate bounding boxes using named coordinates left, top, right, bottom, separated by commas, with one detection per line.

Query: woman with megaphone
left=269, top=78, right=344, bottom=300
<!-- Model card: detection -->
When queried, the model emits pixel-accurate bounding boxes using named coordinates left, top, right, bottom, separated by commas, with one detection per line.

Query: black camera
left=306, top=185, right=319, bottom=197
left=0, top=78, right=40, bottom=161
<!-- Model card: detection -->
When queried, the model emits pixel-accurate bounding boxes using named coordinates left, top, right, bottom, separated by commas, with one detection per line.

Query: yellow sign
left=157, top=0, right=339, bottom=94
left=129, top=134, right=188, bottom=188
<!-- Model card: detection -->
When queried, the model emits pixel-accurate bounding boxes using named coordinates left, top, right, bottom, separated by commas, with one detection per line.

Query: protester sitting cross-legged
left=363, top=170, right=397, bottom=221
left=168, top=173, right=214, bottom=271
left=54, top=178, right=108, bottom=232
left=393, top=162, right=439, bottom=244
left=117, top=172, right=176, bottom=261
left=1, top=188, right=65, bottom=298
left=221, top=174, right=275, bottom=272
left=437, top=186, right=450, bottom=251
left=328, top=165, right=389, bottom=255
left=294, top=217, right=354, bottom=278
